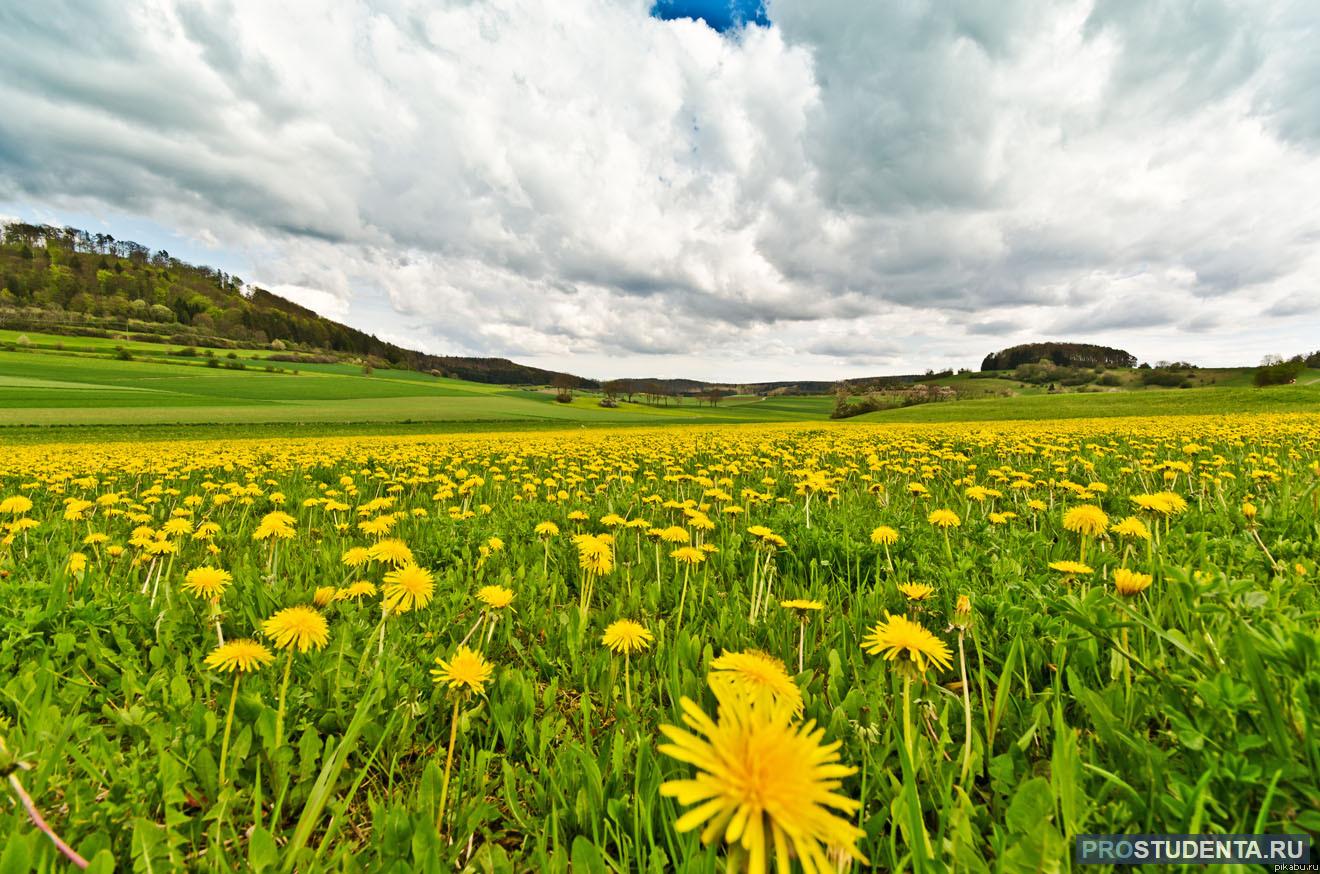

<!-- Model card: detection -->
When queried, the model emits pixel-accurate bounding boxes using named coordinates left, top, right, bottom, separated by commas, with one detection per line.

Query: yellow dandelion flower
left=601, top=619, right=654, bottom=654
left=861, top=613, right=953, bottom=674
left=477, top=585, right=515, bottom=609
left=431, top=646, right=494, bottom=695
left=897, top=582, right=935, bottom=602
left=1063, top=504, right=1109, bottom=537
left=710, top=650, right=803, bottom=716
left=927, top=509, right=961, bottom=528
left=658, top=692, right=866, bottom=873
left=262, top=606, right=330, bottom=653
left=183, top=566, right=232, bottom=601
left=205, top=639, right=275, bottom=673
left=870, top=526, right=899, bottom=545
left=1113, top=568, right=1153, bottom=596
left=382, top=564, right=435, bottom=613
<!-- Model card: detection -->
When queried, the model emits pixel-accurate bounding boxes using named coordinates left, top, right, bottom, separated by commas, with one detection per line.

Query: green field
left=0, top=347, right=835, bottom=435
left=4, top=343, right=1318, bottom=441
left=856, top=378, right=1320, bottom=423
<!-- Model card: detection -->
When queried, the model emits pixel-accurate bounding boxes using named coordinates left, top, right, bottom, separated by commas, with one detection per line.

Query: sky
left=1, top=0, right=1318, bottom=382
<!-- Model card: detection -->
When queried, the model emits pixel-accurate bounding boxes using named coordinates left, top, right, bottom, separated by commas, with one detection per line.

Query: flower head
left=183, top=566, right=232, bottom=601
left=1113, top=568, right=1153, bottom=596
left=870, top=525, right=899, bottom=545
left=262, top=606, right=330, bottom=653
left=477, top=585, right=515, bottom=610
left=928, top=509, right=961, bottom=528
left=1111, top=516, right=1151, bottom=541
left=205, top=639, right=275, bottom=673
left=382, top=564, right=435, bottom=613
left=1048, top=560, right=1094, bottom=576
left=897, top=582, right=935, bottom=602
left=368, top=538, right=414, bottom=566
left=576, top=535, right=615, bottom=575
left=601, top=619, right=653, bottom=654
left=431, top=646, right=494, bottom=695
left=861, top=613, right=953, bottom=675
left=779, top=598, right=824, bottom=617
left=1063, top=505, right=1109, bottom=537
left=670, top=546, right=706, bottom=565
left=658, top=691, right=866, bottom=872
left=710, top=650, right=803, bottom=715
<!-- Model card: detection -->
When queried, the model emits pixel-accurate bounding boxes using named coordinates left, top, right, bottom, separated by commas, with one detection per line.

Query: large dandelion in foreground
left=659, top=688, right=866, bottom=873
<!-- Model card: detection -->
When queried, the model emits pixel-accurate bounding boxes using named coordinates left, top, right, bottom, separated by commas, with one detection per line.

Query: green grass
left=2, top=418, right=1317, bottom=871
left=856, top=380, right=1320, bottom=423
left=0, top=348, right=835, bottom=433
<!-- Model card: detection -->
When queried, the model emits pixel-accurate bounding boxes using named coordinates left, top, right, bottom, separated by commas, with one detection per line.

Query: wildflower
left=927, top=509, right=961, bottom=528
left=658, top=690, right=866, bottom=872
left=0, top=495, right=33, bottom=515
left=382, top=564, right=435, bottom=613
left=341, top=546, right=371, bottom=567
left=183, top=566, right=232, bottom=601
left=205, top=639, right=275, bottom=674
left=431, top=645, right=495, bottom=836
left=1049, top=560, right=1094, bottom=576
left=897, top=582, right=935, bottom=602
left=1111, top=516, right=1151, bottom=540
left=431, top=645, right=495, bottom=694
left=870, top=526, right=899, bottom=545
left=601, top=619, right=654, bottom=654
left=262, top=606, right=330, bottom=653
left=205, top=638, right=275, bottom=784
left=334, top=581, right=377, bottom=601
left=953, top=594, right=973, bottom=629
left=670, top=546, right=705, bottom=565
left=1063, top=505, right=1109, bottom=537
left=477, top=585, right=515, bottom=609
left=368, top=538, right=414, bottom=566
left=861, top=613, right=953, bottom=675
left=1112, top=568, right=1153, bottom=596
left=710, top=650, right=803, bottom=715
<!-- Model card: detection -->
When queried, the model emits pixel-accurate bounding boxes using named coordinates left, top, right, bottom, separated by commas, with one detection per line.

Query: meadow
left=1, top=414, right=1317, bottom=872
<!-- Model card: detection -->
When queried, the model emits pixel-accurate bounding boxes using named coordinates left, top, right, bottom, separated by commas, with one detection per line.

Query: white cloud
left=1, top=0, right=1318, bottom=381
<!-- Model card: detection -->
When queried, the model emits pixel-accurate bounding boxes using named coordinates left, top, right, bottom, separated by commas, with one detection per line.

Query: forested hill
left=0, top=222, right=596, bottom=387
left=981, top=342, right=1137, bottom=371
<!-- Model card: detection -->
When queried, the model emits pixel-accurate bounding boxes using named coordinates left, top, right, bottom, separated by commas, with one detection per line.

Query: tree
left=551, top=373, right=575, bottom=403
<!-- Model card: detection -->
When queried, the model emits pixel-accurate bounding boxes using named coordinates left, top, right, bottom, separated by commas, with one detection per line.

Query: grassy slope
left=855, top=377, right=1320, bottom=423
left=0, top=347, right=834, bottom=432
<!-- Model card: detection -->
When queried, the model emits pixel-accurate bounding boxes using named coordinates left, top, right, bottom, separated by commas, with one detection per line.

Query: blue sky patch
left=650, top=0, right=769, bottom=32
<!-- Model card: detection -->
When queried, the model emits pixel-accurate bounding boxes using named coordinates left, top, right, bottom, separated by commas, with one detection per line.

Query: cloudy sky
left=2, top=0, right=1318, bottom=381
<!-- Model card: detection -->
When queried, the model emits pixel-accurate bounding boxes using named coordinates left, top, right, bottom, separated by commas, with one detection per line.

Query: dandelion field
left=1, top=416, right=1318, bottom=872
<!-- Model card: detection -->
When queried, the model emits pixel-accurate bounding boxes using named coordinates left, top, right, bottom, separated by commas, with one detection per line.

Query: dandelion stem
left=957, top=631, right=973, bottom=787
left=274, top=649, right=293, bottom=751
left=436, top=696, right=462, bottom=837
left=219, top=672, right=241, bottom=785
left=797, top=619, right=805, bottom=675
left=676, top=563, right=690, bottom=630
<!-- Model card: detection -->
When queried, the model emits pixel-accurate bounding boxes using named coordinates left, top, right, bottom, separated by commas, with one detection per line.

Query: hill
left=980, top=341, right=1137, bottom=371
left=0, top=221, right=596, bottom=388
